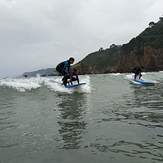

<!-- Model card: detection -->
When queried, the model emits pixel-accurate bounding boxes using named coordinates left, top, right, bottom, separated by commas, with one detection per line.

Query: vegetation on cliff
left=76, top=17, right=163, bottom=74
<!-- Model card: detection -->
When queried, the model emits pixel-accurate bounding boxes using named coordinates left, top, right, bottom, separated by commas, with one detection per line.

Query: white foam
left=125, top=73, right=158, bottom=84
left=125, top=74, right=134, bottom=80
left=44, top=77, right=73, bottom=94
left=0, top=78, right=41, bottom=92
left=77, top=75, right=91, bottom=93
left=44, top=75, right=91, bottom=94
left=0, top=76, right=91, bottom=93
left=126, top=73, right=147, bottom=80
left=126, top=72, right=148, bottom=79
left=110, top=73, right=121, bottom=76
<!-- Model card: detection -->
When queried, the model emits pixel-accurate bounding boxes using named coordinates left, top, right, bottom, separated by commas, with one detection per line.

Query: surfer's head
left=69, top=57, right=75, bottom=64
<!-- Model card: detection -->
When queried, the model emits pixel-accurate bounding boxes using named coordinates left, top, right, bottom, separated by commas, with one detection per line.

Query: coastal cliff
left=76, top=17, right=163, bottom=74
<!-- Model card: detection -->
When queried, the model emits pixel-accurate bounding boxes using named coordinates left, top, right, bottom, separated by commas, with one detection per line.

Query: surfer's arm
left=62, top=61, right=70, bottom=74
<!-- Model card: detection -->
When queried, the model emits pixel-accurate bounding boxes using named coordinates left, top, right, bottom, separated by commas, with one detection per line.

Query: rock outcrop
left=76, top=18, right=163, bottom=74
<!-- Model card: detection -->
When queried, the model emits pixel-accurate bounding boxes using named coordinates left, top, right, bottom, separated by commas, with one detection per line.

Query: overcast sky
left=0, top=0, right=163, bottom=77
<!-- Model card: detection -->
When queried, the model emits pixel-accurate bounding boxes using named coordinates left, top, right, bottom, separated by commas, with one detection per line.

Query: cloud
left=0, top=0, right=163, bottom=76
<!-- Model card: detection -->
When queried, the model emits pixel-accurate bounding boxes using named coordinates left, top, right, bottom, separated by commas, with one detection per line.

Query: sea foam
left=0, top=76, right=91, bottom=93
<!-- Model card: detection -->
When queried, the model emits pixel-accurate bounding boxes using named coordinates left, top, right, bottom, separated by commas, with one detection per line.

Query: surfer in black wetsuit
left=132, top=66, right=142, bottom=80
left=56, top=57, right=76, bottom=86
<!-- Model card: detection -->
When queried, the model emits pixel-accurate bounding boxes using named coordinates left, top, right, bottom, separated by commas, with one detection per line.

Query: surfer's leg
left=139, top=73, right=142, bottom=79
left=61, top=71, right=67, bottom=86
left=70, top=75, right=79, bottom=84
left=76, top=75, right=79, bottom=84
left=62, top=75, right=67, bottom=86
left=134, top=74, right=137, bottom=80
left=62, top=77, right=67, bottom=86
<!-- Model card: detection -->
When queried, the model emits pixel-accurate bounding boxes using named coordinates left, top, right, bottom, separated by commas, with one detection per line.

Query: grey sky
left=0, top=0, right=163, bottom=77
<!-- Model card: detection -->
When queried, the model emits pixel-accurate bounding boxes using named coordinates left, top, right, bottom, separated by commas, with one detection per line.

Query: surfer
left=56, top=57, right=78, bottom=86
left=66, top=68, right=80, bottom=85
left=132, top=66, right=142, bottom=80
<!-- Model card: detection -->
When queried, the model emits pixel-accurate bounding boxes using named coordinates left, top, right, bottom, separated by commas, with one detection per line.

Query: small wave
left=0, top=78, right=41, bottom=92
left=44, top=75, right=91, bottom=94
left=44, top=77, right=73, bottom=94
left=125, top=73, right=148, bottom=80
left=110, top=73, right=121, bottom=76
left=125, top=74, right=134, bottom=80
left=0, top=76, right=91, bottom=93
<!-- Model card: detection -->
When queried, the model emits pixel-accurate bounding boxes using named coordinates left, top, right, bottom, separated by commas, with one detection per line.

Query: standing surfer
left=132, top=66, right=142, bottom=80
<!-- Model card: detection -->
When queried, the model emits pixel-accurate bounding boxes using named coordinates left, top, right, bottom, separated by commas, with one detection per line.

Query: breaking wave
left=0, top=76, right=91, bottom=93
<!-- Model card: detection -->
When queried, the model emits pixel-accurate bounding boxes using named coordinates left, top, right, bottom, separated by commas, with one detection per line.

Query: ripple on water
left=87, top=139, right=163, bottom=161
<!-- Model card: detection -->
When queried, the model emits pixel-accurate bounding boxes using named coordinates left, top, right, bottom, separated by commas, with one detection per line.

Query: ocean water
left=0, top=72, right=163, bottom=163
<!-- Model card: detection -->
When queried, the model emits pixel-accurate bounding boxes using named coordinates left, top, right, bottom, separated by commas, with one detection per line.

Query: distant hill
left=22, top=17, right=163, bottom=76
left=75, top=17, right=163, bottom=74
left=23, top=68, right=57, bottom=77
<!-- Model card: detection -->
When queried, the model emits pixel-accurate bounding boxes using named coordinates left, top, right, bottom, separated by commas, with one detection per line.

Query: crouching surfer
left=56, top=57, right=79, bottom=86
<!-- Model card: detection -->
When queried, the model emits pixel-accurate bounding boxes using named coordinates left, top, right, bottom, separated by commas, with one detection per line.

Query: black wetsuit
left=56, top=60, right=71, bottom=85
left=132, top=67, right=142, bottom=80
